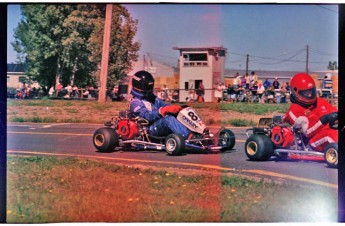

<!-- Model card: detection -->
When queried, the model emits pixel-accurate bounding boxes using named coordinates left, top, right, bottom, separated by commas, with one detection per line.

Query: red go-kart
left=244, top=115, right=338, bottom=168
left=93, top=106, right=236, bottom=155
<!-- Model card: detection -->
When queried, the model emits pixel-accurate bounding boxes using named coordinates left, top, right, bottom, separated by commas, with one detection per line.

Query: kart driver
left=129, top=70, right=191, bottom=139
left=283, top=73, right=338, bottom=152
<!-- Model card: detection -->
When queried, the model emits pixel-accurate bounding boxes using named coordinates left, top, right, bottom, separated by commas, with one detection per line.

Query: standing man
left=233, top=72, right=240, bottom=88
left=196, top=81, right=205, bottom=102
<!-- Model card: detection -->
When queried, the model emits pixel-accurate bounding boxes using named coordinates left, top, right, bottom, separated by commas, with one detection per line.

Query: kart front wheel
left=245, top=134, right=273, bottom=161
left=219, top=129, right=236, bottom=152
left=93, top=127, right=119, bottom=152
left=324, top=143, right=338, bottom=168
left=165, top=133, right=185, bottom=156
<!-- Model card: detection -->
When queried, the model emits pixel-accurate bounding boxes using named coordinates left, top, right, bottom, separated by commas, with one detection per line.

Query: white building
left=173, top=46, right=227, bottom=102
left=7, top=64, right=26, bottom=88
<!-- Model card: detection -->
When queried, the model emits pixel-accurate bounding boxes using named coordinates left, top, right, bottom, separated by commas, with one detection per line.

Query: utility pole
left=98, top=4, right=113, bottom=103
left=246, top=54, right=249, bottom=74
left=306, top=45, right=309, bottom=74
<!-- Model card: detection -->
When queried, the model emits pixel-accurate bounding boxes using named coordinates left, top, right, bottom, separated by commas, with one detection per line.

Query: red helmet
left=290, top=73, right=316, bottom=106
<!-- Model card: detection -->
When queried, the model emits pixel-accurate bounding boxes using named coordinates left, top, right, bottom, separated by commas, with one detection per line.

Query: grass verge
left=7, top=99, right=291, bottom=126
left=7, top=155, right=337, bottom=223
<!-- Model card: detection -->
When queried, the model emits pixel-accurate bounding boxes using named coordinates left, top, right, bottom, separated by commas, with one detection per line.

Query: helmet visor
left=298, top=87, right=316, bottom=100
left=142, top=82, right=154, bottom=95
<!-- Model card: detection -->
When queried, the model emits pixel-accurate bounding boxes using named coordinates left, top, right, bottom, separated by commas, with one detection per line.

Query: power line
left=250, top=49, right=305, bottom=64
left=309, top=47, right=338, bottom=57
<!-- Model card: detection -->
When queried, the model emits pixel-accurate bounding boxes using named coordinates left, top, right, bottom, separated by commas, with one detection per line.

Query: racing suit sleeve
left=283, top=104, right=304, bottom=125
left=129, top=99, right=163, bottom=123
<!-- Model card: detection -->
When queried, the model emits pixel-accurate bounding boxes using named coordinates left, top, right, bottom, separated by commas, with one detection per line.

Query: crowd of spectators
left=11, top=71, right=333, bottom=104
left=48, top=84, right=98, bottom=99
left=223, top=71, right=291, bottom=103
left=12, top=83, right=41, bottom=99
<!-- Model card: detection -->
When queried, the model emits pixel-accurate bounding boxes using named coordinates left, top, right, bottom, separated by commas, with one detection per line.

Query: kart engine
left=271, top=126, right=294, bottom=148
left=117, top=119, right=139, bottom=140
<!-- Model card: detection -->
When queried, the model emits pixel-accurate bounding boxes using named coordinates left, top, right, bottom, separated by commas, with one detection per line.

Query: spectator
left=111, top=85, right=119, bottom=101
left=188, top=83, right=195, bottom=102
left=72, top=85, right=79, bottom=98
left=25, top=85, right=31, bottom=99
left=233, top=72, right=240, bottom=88
left=236, top=85, right=245, bottom=102
left=241, top=75, right=247, bottom=88
left=82, top=86, right=90, bottom=99
left=56, top=83, right=63, bottom=97
left=263, top=78, right=271, bottom=90
left=250, top=71, right=258, bottom=85
left=266, top=84, right=275, bottom=103
left=322, top=73, right=333, bottom=89
left=245, top=73, right=250, bottom=89
left=196, top=82, right=205, bottom=102
left=285, top=82, right=291, bottom=91
left=257, top=83, right=265, bottom=103
left=227, top=84, right=236, bottom=102
left=48, top=86, right=55, bottom=97
left=280, top=83, right=288, bottom=103
left=65, top=84, right=72, bottom=97
left=162, top=84, right=169, bottom=101
left=21, top=83, right=27, bottom=99
left=250, top=81, right=258, bottom=102
left=214, top=83, right=223, bottom=103
left=272, top=77, right=280, bottom=89
left=89, top=86, right=96, bottom=98
left=172, top=89, right=179, bottom=103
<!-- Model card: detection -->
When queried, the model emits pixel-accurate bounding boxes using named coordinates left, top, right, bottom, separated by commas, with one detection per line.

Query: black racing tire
left=165, top=133, right=185, bottom=156
left=245, top=134, right=273, bottom=161
left=219, top=129, right=236, bottom=152
left=93, top=127, right=119, bottom=152
left=324, top=143, right=338, bottom=168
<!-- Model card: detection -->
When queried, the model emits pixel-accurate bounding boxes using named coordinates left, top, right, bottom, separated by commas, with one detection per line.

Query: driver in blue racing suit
left=129, top=70, right=190, bottom=138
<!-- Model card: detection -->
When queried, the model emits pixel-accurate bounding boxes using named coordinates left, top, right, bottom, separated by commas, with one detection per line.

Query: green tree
left=12, top=5, right=75, bottom=90
left=87, top=4, right=140, bottom=89
left=12, top=4, right=140, bottom=92
left=327, top=61, right=338, bottom=71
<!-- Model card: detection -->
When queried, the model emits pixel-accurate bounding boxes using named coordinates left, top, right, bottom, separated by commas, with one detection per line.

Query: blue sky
left=7, top=4, right=339, bottom=72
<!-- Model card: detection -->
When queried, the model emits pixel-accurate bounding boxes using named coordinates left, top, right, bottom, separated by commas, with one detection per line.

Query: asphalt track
left=7, top=123, right=338, bottom=190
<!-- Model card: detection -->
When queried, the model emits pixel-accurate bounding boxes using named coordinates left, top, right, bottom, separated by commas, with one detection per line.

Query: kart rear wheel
left=219, top=129, right=236, bottom=152
left=324, top=143, right=338, bottom=168
left=245, top=134, right=273, bottom=161
left=165, top=133, right=185, bottom=156
left=93, top=127, right=119, bottom=152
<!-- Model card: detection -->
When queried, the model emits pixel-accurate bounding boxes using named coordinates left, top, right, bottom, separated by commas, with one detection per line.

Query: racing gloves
left=320, top=112, right=338, bottom=129
left=159, top=105, right=182, bottom=117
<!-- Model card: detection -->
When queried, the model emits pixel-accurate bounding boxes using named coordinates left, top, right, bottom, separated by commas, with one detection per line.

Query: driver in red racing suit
left=283, top=73, right=338, bottom=152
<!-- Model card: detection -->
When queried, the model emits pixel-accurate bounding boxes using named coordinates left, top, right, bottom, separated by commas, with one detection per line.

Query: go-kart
left=93, top=106, right=236, bottom=155
left=244, top=115, right=338, bottom=168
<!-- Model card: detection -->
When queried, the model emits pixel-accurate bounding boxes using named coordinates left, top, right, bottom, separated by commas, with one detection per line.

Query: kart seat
left=137, top=118, right=149, bottom=126
left=119, top=110, right=134, bottom=119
